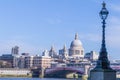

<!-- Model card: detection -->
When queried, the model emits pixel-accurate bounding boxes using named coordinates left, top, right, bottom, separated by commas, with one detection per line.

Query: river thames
left=0, top=78, right=81, bottom=80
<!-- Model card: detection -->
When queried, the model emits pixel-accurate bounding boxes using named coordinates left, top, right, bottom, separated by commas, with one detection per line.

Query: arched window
left=81, top=50, right=83, bottom=55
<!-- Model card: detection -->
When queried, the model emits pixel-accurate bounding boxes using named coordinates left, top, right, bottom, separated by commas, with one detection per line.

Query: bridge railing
left=45, top=67, right=84, bottom=74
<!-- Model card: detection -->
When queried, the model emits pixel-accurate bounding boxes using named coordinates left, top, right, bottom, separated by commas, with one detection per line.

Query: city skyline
left=0, top=0, right=120, bottom=59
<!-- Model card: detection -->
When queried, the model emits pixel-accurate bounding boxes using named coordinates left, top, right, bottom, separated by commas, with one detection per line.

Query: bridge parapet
left=45, top=67, right=85, bottom=74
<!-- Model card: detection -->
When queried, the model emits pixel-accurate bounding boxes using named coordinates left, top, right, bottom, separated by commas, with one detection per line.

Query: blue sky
left=0, top=0, right=120, bottom=60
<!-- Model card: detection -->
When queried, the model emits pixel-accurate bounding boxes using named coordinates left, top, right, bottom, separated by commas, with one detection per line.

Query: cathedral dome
left=69, top=33, right=84, bottom=58
left=70, top=33, right=82, bottom=48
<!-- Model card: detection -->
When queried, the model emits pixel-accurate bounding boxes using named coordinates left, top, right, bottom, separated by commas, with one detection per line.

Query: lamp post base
left=90, top=68, right=116, bottom=80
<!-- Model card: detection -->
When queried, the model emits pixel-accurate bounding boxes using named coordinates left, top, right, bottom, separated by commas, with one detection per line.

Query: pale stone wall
left=0, top=68, right=31, bottom=75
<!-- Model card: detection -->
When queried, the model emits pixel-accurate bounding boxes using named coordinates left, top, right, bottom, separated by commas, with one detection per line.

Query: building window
left=75, top=50, right=80, bottom=54
left=81, top=50, right=83, bottom=55
left=69, top=50, right=74, bottom=55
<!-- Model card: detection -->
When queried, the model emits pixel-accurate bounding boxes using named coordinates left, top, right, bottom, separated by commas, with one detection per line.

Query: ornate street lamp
left=99, top=2, right=109, bottom=20
left=95, top=2, right=111, bottom=69
left=90, top=2, right=116, bottom=80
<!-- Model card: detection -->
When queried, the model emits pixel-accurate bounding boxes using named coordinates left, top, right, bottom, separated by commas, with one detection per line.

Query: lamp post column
left=95, top=2, right=110, bottom=70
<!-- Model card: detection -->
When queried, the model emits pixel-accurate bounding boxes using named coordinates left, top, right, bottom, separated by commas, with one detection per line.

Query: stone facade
left=90, top=69, right=116, bottom=80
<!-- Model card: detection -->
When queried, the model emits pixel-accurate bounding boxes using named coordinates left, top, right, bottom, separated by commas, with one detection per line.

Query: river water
left=0, top=78, right=81, bottom=80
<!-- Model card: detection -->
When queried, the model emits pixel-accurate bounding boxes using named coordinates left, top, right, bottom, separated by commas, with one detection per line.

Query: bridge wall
left=0, top=68, right=31, bottom=76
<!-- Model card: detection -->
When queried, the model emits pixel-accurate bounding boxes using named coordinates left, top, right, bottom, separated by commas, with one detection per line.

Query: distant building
left=59, top=33, right=84, bottom=60
left=11, top=46, right=19, bottom=56
left=11, top=46, right=20, bottom=68
left=18, top=56, right=25, bottom=68
left=21, top=53, right=29, bottom=57
left=18, top=53, right=29, bottom=68
left=0, top=54, right=13, bottom=68
left=84, top=51, right=98, bottom=61
left=0, top=34, right=100, bottom=69
left=59, top=44, right=69, bottom=59
left=40, top=56, right=51, bottom=68
left=42, top=50, right=49, bottom=57
left=58, top=33, right=87, bottom=64
left=69, top=33, right=84, bottom=59
left=25, top=56, right=34, bottom=68
left=25, top=51, right=51, bottom=68
left=49, top=45, right=58, bottom=58
left=0, top=46, right=20, bottom=68
left=41, top=50, right=52, bottom=68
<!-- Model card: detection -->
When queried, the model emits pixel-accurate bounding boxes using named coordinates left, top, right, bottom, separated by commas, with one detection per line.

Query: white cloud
left=110, top=4, right=120, bottom=12
left=107, top=16, right=120, bottom=47
left=105, top=2, right=120, bottom=50
left=109, top=16, right=120, bottom=25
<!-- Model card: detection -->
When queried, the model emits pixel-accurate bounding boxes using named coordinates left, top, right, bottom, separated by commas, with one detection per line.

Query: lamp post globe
left=99, top=2, right=109, bottom=20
